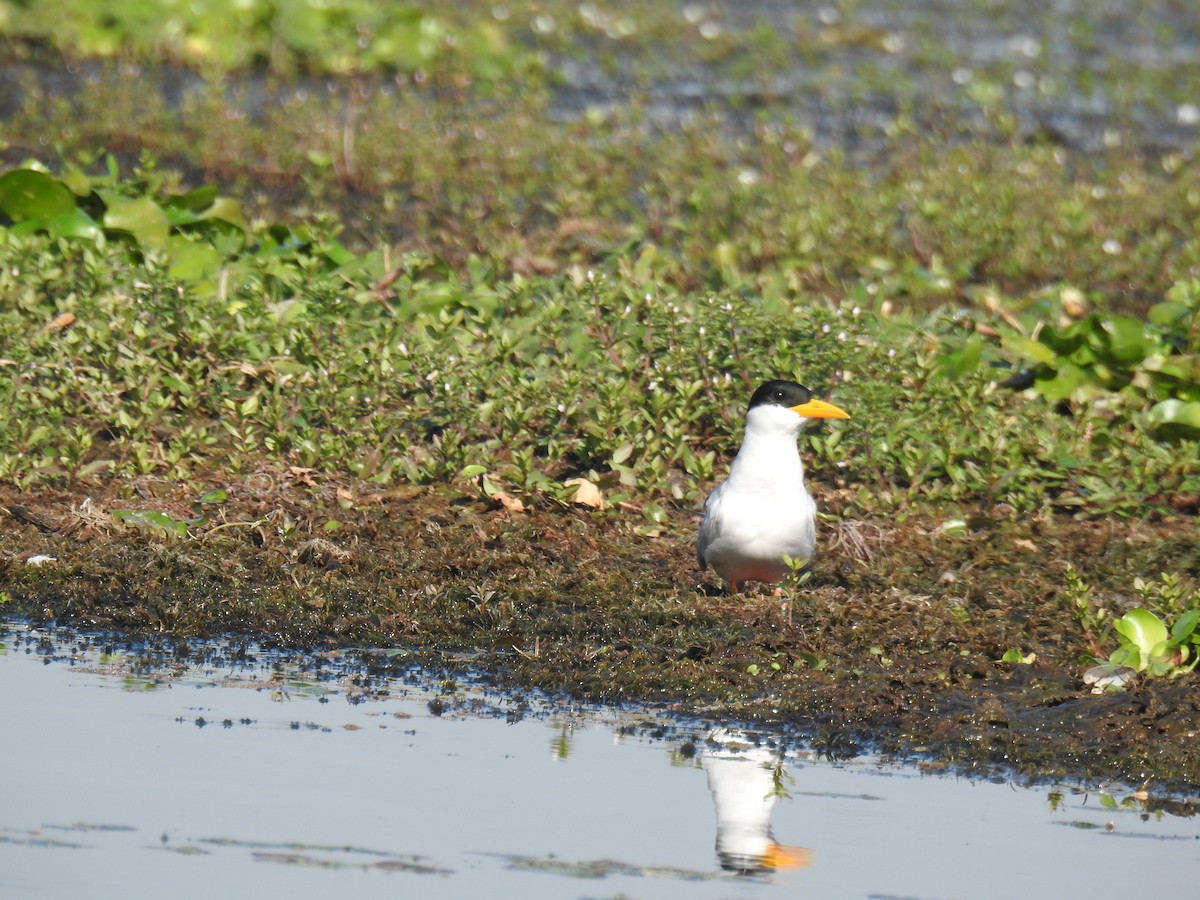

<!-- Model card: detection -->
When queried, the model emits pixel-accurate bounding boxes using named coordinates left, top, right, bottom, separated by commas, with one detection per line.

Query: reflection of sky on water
left=2, top=626, right=1197, bottom=899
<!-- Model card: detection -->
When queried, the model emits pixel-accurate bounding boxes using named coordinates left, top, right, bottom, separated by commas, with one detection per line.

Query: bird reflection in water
left=700, top=728, right=813, bottom=875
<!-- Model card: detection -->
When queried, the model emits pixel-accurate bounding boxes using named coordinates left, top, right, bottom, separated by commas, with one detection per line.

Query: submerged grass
left=1, top=0, right=1200, bottom=785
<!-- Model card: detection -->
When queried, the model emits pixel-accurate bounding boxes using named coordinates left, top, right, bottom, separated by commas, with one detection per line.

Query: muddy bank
left=3, top=476, right=1198, bottom=789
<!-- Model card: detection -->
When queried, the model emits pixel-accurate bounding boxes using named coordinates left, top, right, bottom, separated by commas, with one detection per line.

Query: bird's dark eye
left=774, top=390, right=785, bottom=399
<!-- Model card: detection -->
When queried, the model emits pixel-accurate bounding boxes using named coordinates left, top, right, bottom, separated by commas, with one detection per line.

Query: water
left=2, top=625, right=1197, bottom=899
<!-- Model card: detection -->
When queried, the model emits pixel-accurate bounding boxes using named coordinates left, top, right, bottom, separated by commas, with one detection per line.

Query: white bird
left=698, top=380, right=849, bottom=593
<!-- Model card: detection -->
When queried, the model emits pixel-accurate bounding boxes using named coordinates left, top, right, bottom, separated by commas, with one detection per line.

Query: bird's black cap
left=747, top=379, right=813, bottom=412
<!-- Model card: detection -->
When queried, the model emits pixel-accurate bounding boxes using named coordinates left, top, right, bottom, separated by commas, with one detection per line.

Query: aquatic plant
left=1069, top=569, right=1200, bottom=688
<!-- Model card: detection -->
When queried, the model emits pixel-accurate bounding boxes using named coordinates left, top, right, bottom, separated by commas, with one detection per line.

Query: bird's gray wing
left=696, top=488, right=719, bottom=569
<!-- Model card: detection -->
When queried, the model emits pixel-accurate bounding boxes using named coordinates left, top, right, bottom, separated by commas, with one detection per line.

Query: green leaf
left=1147, top=399, right=1200, bottom=436
left=1171, top=609, right=1200, bottom=642
left=167, top=236, right=223, bottom=281
left=104, top=197, right=171, bottom=250
left=111, top=509, right=190, bottom=537
left=1113, top=608, right=1170, bottom=662
left=611, top=443, right=635, bottom=465
left=1108, top=645, right=1141, bottom=669
left=641, top=501, right=668, bottom=524
left=1000, top=332, right=1057, bottom=366
left=1147, top=300, right=1191, bottom=329
left=0, top=169, right=76, bottom=222
left=1034, top=362, right=1088, bottom=402
left=198, top=197, right=247, bottom=230
left=319, top=237, right=356, bottom=267
left=1100, top=315, right=1156, bottom=364
left=268, top=298, right=308, bottom=325
left=937, top=333, right=982, bottom=379
left=459, top=464, right=487, bottom=478
left=47, top=208, right=104, bottom=242
left=169, top=185, right=219, bottom=212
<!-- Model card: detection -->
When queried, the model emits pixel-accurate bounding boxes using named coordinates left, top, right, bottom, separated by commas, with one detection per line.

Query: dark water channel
left=2, top=624, right=1197, bottom=899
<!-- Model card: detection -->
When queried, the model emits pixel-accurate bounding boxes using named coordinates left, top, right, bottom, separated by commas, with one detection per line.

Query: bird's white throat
left=723, top=404, right=808, bottom=493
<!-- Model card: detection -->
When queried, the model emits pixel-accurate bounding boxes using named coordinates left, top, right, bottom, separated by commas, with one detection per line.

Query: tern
left=697, top=380, right=849, bottom=592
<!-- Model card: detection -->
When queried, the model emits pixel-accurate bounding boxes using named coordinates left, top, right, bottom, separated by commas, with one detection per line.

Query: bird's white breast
left=698, top=405, right=819, bottom=585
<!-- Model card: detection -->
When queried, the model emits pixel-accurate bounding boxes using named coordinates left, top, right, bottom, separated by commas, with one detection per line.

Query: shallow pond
left=2, top=624, right=1197, bottom=899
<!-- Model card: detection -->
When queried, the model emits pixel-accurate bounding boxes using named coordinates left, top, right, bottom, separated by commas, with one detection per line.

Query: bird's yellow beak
left=789, top=398, right=849, bottom=419
left=763, top=841, right=814, bottom=870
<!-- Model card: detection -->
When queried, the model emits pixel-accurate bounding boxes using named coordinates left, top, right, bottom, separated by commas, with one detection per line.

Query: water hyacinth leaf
left=47, top=208, right=103, bottom=242
left=1147, top=300, right=1192, bottom=329
left=171, top=184, right=219, bottom=212
left=1100, top=315, right=1157, bottom=364
left=104, top=196, right=171, bottom=250
left=1147, top=399, right=1200, bottom=436
left=0, top=169, right=76, bottom=222
left=161, top=193, right=247, bottom=230
left=167, top=236, right=223, bottom=281
left=1000, top=332, right=1057, bottom=367
left=197, top=197, right=247, bottom=230
left=1034, top=362, right=1088, bottom=402
left=1113, top=608, right=1170, bottom=665
left=60, top=166, right=93, bottom=196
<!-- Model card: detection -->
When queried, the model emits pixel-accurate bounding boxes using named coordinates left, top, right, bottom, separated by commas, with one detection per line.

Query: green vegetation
left=1071, top=568, right=1200, bottom=684
left=942, top=281, right=1200, bottom=438
left=1, top=159, right=1196, bottom=521
left=0, top=0, right=534, bottom=79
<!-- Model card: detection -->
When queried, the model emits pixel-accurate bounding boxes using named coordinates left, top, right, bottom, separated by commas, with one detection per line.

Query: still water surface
left=2, top=625, right=1197, bottom=899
